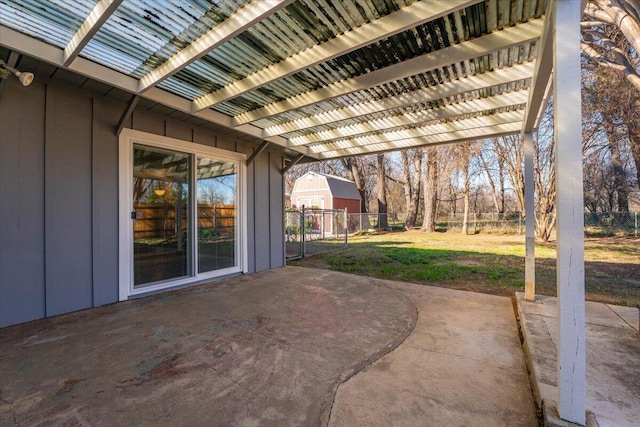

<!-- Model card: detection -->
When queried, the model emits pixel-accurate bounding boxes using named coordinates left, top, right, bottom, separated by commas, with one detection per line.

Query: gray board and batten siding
left=0, top=76, right=286, bottom=327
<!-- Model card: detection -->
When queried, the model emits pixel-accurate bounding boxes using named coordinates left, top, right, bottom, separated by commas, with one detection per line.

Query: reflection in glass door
left=197, top=157, right=237, bottom=273
left=133, top=145, right=191, bottom=287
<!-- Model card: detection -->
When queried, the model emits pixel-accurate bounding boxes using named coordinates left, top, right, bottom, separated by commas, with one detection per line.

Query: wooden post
left=344, top=208, right=348, bottom=246
left=524, top=131, right=536, bottom=301
left=554, top=0, right=586, bottom=424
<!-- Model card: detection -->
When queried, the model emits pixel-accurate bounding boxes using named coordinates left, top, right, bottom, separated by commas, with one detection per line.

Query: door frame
left=118, top=129, right=247, bottom=301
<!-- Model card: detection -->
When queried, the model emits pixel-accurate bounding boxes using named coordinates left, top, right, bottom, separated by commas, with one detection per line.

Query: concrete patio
left=0, top=266, right=537, bottom=426
left=516, top=293, right=640, bottom=427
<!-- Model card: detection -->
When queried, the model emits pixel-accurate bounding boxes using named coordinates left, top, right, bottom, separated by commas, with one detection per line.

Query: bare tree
left=401, top=148, right=423, bottom=229
left=421, top=146, right=439, bottom=232
left=376, top=154, right=389, bottom=228
left=342, top=156, right=370, bottom=213
left=478, top=143, right=507, bottom=213
left=489, top=135, right=525, bottom=215
left=583, top=63, right=638, bottom=212
left=583, top=0, right=640, bottom=189
left=459, top=142, right=472, bottom=235
left=534, top=102, right=557, bottom=242
left=582, top=0, right=640, bottom=91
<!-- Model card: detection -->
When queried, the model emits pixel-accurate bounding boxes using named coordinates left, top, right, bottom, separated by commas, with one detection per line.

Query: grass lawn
left=289, top=230, right=640, bottom=307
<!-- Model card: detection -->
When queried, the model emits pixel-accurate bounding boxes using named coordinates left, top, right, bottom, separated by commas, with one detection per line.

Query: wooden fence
left=134, top=203, right=235, bottom=239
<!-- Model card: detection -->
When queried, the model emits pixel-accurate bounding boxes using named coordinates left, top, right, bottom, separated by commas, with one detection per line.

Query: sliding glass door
left=197, top=157, right=237, bottom=273
left=120, top=130, right=245, bottom=298
left=133, top=146, right=191, bottom=287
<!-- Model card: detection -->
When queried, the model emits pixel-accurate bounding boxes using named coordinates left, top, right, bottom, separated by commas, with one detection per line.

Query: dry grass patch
left=289, top=231, right=640, bottom=307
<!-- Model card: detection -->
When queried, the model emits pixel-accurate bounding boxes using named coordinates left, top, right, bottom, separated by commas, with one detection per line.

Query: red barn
left=291, top=172, right=361, bottom=213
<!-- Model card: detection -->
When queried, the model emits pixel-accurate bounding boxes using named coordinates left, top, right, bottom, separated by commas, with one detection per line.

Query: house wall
left=0, top=78, right=285, bottom=327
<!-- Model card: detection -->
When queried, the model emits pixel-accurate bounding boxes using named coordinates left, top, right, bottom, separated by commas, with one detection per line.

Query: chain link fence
left=584, top=212, right=639, bottom=237
left=286, top=210, right=637, bottom=260
left=285, top=207, right=348, bottom=260
left=346, top=213, right=406, bottom=234
left=435, top=213, right=524, bottom=234
left=341, top=211, right=639, bottom=236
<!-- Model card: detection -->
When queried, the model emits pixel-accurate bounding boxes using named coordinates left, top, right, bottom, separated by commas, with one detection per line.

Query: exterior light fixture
left=0, top=60, right=34, bottom=86
left=154, top=189, right=166, bottom=196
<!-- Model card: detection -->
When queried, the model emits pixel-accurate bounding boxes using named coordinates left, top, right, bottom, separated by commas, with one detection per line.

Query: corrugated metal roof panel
left=0, top=0, right=551, bottom=159
left=0, top=0, right=96, bottom=48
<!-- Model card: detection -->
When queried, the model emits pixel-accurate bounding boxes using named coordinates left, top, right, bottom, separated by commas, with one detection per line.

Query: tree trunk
left=461, top=143, right=471, bottom=235
left=629, top=120, right=640, bottom=190
left=402, top=150, right=422, bottom=229
left=342, top=157, right=367, bottom=214
left=534, top=135, right=557, bottom=242
left=599, top=117, right=631, bottom=213
left=608, top=132, right=630, bottom=212
left=376, top=154, right=388, bottom=229
left=498, top=155, right=506, bottom=214
left=421, top=147, right=438, bottom=232
left=478, top=151, right=502, bottom=213
left=492, top=136, right=525, bottom=214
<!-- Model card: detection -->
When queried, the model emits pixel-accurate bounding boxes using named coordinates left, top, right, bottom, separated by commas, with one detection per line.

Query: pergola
left=0, top=0, right=587, bottom=423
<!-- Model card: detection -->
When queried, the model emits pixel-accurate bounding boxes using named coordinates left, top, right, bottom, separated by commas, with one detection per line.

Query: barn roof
left=316, top=173, right=362, bottom=201
left=0, top=0, right=553, bottom=162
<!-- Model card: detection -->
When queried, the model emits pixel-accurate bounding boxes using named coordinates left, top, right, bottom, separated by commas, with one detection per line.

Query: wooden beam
left=523, top=131, right=536, bottom=301
left=63, top=0, right=124, bottom=66
left=0, top=51, right=20, bottom=100
left=521, top=0, right=554, bottom=133
left=115, top=95, right=139, bottom=136
left=193, top=0, right=482, bottom=110
left=0, top=25, right=304, bottom=155
left=291, top=91, right=528, bottom=146
left=554, top=0, right=586, bottom=424
left=317, top=122, right=523, bottom=159
left=281, top=154, right=304, bottom=174
left=231, top=19, right=544, bottom=126
left=138, top=0, right=297, bottom=92
left=245, top=140, right=270, bottom=167
left=263, top=62, right=534, bottom=137
left=308, top=110, right=525, bottom=153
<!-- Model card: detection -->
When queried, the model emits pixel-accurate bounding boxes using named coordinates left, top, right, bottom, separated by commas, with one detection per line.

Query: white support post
left=553, top=0, right=586, bottom=424
left=524, top=132, right=536, bottom=301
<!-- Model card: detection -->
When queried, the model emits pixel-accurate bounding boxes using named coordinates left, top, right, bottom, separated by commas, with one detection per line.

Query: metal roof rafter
left=231, top=18, right=544, bottom=126
left=137, top=0, right=298, bottom=93
left=192, top=0, right=483, bottom=111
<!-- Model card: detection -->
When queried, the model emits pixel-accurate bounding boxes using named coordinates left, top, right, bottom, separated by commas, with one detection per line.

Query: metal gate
left=285, top=207, right=348, bottom=261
